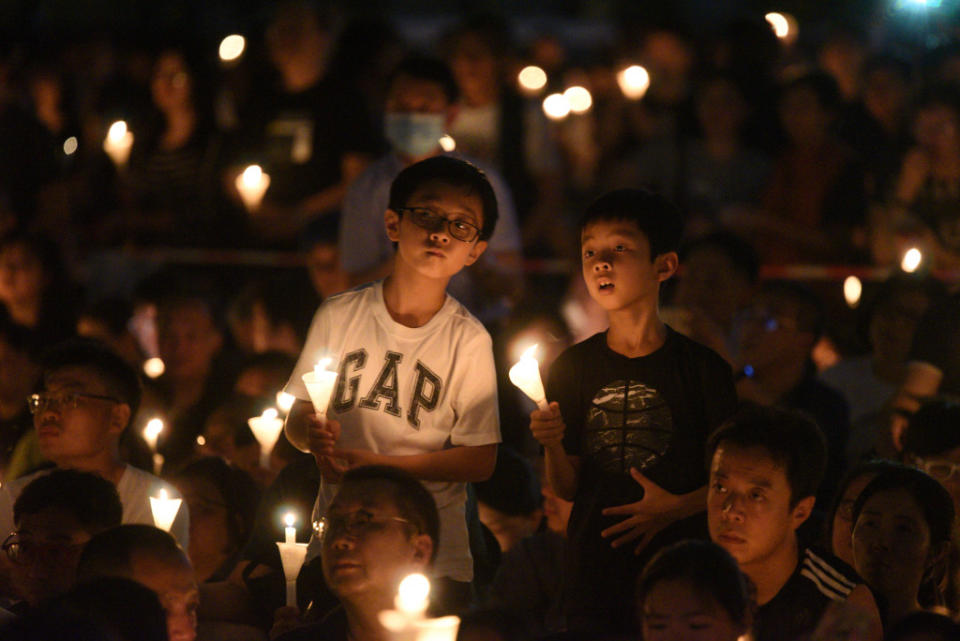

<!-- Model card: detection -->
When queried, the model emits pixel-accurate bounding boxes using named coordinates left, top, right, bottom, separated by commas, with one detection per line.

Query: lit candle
left=103, top=120, right=134, bottom=168
left=284, top=512, right=296, bottom=545
left=509, top=345, right=549, bottom=410
left=517, top=65, right=548, bottom=94
left=379, top=573, right=461, bottom=641
left=276, top=391, right=296, bottom=413
left=149, top=489, right=182, bottom=532
left=542, top=93, right=571, bottom=121
left=235, top=164, right=270, bottom=212
left=143, top=418, right=163, bottom=452
left=396, top=573, right=430, bottom=618
left=301, top=358, right=339, bottom=417
left=564, top=86, right=593, bottom=114
left=142, top=357, right=165, bottom=379
left=276, top=517, right=308, bottom=607
left=617, top=65, right=650, bottom=100
left=843, top=276, right=862, bottom=308
left=248, top=408, right=284, bottom=469
left=219, top=34, right=246, bottom=63
left=901, top=247, right=923, bottom=273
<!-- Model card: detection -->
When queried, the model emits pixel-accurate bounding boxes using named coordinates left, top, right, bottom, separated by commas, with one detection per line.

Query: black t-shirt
left=910, top=294, right=960, bottom=396
left=548, top=328, right=737, bottom=632
left=755, top=547, right=861, bottom=641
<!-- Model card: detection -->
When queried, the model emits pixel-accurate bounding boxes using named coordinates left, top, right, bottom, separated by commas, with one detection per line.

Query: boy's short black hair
left=14, top=469, right=123, bottom=534
left=41, top=338, right=142, bottom=423
left=680, top=231, right=759, bottom=283
left=902, top=398, right=960, bottom=459
left=851, top=465, right=955, bottom=549
left=637, top=540, right=750, bottom=629
left=388, top=156, right=499, bottom=242
left=756, top=280, right=825, bottom=339
left=579, top=189, right=684, bottom=259
left=388, top=55, right=460, bottom=105
left=76, top=524, right=185, bottom=582
left=706, top=403, right=828, bottom=506
left=340, top=465, right=440, bottom=562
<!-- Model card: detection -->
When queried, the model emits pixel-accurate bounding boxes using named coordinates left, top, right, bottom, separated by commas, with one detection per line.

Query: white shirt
left=284, top=281, right=501, bottom=581
left=0, top=464, right=189, bottom=548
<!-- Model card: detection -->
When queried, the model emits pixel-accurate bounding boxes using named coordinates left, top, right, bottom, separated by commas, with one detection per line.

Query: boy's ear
left=654, top=252, right=679, bottom=282
left=411, top=533, right=434, bottom=567
left=385, top=209, right=401, bottom=242
left=790, top=495, right=816, bottom=530
left=108, top=403, right=132, bottom=437
left=464, top=240, right=488, bottom=267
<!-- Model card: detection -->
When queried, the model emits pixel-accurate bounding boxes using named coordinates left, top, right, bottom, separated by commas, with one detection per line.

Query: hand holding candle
left=509, top=345, right=548, bottom=410
left=302, top=358, right=338, bottom=417
left=150, top=489, right=182, bottom=532
left=248, top=408, right=284, bottom=469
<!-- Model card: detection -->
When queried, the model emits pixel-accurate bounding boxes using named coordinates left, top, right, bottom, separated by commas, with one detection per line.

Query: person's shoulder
left=664, top=327, right=733, bottom=372
left=797, top=547, right=861, bottom=601
left=350, top=152, right=402, bottom=188
left=317, top=282, right=379, bottom=313
left=443, top=295, right=493, bottom=343
left=551, top=333, right=606, bottom=367
left=5, top=468, right=50, bottom=499
left=118, top=465, right=178, bottom=496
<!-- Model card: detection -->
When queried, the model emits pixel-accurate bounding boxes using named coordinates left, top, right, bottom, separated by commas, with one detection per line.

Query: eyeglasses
left=2, top=532, right=85, bottom=565
left=27, top=392, right=120, bottom=415
left=396, top=207, right=481, bottom=243
left=319, top=509, right=416, bottom=543
left=915, top=458, right=960, bottom=482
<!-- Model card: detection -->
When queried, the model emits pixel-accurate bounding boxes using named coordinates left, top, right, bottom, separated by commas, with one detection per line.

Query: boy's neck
left=605, top=306, right=668, bottom=358
left=381, top=270, right=448, bottom=328
left=742, top=532, right=800, bottom=606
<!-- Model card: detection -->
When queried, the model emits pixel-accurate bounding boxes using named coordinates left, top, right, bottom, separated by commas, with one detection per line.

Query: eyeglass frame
left=318, top=509, right=418, bottom=543
left=2, top=531, right=86, bottom=565
left=914, top=456, right=960, bottom=482
left=395, top=206, right=481, bottom=243
left=27, top=391, right=121, bottom=415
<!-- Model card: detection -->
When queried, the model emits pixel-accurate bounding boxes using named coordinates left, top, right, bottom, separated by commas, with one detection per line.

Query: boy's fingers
left=601, top=501, right=645, bottom=517
left=609, top=528, right=643, bottom=548
left=601, top=515, right=640, bottom=538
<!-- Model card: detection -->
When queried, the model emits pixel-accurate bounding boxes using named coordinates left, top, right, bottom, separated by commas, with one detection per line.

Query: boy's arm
left=530, top=402, right=580, bottom=501
left=331, top=443, right=497, bottom=483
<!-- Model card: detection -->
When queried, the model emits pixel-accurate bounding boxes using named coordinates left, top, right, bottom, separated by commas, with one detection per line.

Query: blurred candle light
left=396, top=573, right=430, bottom=617
left=765, top=12, right=798, bottom=44
left=843, top=276, right=863, bottom=308
left=617, top=65, right=650, bottom=100
left=284, top=512, right=296, bottom=544
left=564, top=86, right=593, bottom=114
left=901, top=247, right=923, bottom=273
left=438, top=134, right=456, bottom=152
left=143, top=418, right=164, bottom=452
left=302, top=358, right=338, bottom=417
left=542, top=93, right=571, bottom=120
left=236, top=164, right=270, bottom=212
left=518, top=65, right=548, bottom=93
left=196, top=435, right=206, bottom=446
left=150, top=489, right=181, bottom=532
left=143, top=357, right=165, bottom=379
left=276, top=513, right=308, bottom=607
left=509, top=345, right=549, bottom=410
left=248, top=408, right=284, bottom=469
left=276, top=391, right=296, bottom=413
left=219, top=34, right=246, bottom=63
left=63, top=136, right=78, bottom=156
left=103, top=120, right=134, bottom=168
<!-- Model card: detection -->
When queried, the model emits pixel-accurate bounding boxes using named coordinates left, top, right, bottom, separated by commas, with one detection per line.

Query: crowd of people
left=2, top=2, right=960, bottom=640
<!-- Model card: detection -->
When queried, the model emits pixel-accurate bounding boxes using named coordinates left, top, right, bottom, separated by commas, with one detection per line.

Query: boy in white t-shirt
left=283, top=156, right=501, bottom=612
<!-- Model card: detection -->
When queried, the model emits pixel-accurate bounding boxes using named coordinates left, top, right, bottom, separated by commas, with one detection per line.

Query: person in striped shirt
left=706, top=404, right=882, bottom=641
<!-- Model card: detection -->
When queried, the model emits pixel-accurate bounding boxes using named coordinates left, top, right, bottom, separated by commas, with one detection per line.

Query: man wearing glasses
left=0, top=339, right=188, bottom=548
left=273, top=465, right=438, bottom=641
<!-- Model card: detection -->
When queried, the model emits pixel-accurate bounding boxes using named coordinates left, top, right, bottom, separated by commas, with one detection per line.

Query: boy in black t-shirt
left=529, top=189, right=737, bottom=632
left=706, top=404, right=882, bottom=641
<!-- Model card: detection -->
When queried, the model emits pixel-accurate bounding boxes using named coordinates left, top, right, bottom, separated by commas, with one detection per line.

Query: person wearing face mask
left=338, top=55, right=522, bottom=323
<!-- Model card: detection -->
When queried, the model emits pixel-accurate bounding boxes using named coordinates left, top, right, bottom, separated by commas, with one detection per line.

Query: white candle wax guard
left=150, top=489, right=182, bottom=532
left=276, top=541, right=308, bottom=607
left=301, top=359, right=338, bottom=416
left=508, top=345, right=548, bottom=410
left=236, top=165, right=270, bottom=212
left=248, top=408, right=284, bottom=469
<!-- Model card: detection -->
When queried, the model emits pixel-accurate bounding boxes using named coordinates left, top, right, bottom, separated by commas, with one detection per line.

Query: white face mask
left=384, top=112, right=446, bottom=158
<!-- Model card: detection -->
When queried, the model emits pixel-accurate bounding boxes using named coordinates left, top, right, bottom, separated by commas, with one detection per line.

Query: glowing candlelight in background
left=143, top=418, right=165, bottom=474
left=396, top=573, right=430, bottom=617
left=284, top=512, right=296, bottom=544
left=438, top=134, right=456, bottom=152
left=150, top=489, right=181, bottom=532
left=302, top=358, right=338, bottom=417
left=901, top=247, right=923, bottom=273
left=564, top=86, right=593, bottom=114
left=63, top=136, right=78, bottom=156
left=617, top=65, right=650, bottom=100
left=249, top=408, right=284, bottom=469
left=542, top=93, right=571, bottom=120
left=509, top=345, right=548, bottom=410
left=843, top=276, right=862, bottom=308
left=219, top=34, right=246, bottom=63
left=236, top=164, right=270, bottom=212
left=379, top=573, right=461, bottom=641
left=518, top=65, right=548, bottom=94
left=103, top=120, right=134, bottom=168
left=276, top=512, right=308, bottom=608
left=143, top=357, right=165, bottom=379
left=277, top=391, right=296, bottom=413
left=765, top=12, right=798, bottom=45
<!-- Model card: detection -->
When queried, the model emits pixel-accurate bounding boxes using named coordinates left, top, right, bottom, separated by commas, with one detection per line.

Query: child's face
left=580, top=220, right=670, bottom=313
left=708, top=443, right=812, bottom=574
left=386, top=181, right=488, bottom=281
left=641, top=579, right=743, bottom=641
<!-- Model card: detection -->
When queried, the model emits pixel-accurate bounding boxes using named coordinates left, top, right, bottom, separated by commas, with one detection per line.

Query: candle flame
left=901, top=247, right=923, bottom=273
left=617, top=65, right=650, bottom=100
left=158, top=488, right=168, bottom=500
left=107, top=120, right=128, bottom=142
left=564, top=86, right=593, bottom=114
left=843, top=276, right=862, bottom=308
left=284, top=512, right=296, bottom=527
left=521, top=344, right=539, bottom=361
left=314, top=358, right=332, bottom=375
left=542, top=93, right=571, bottom=120
left=263, top=408, right=279, bottom=420
left=277, top=391, right=295, bottom=412
left=396, top=573, right=431, bottom=615
left=219, top=34, right=246, bottom=62
left=518, top=65, right=548, bottom=92
left=241, top=164, right=263, bottom=187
